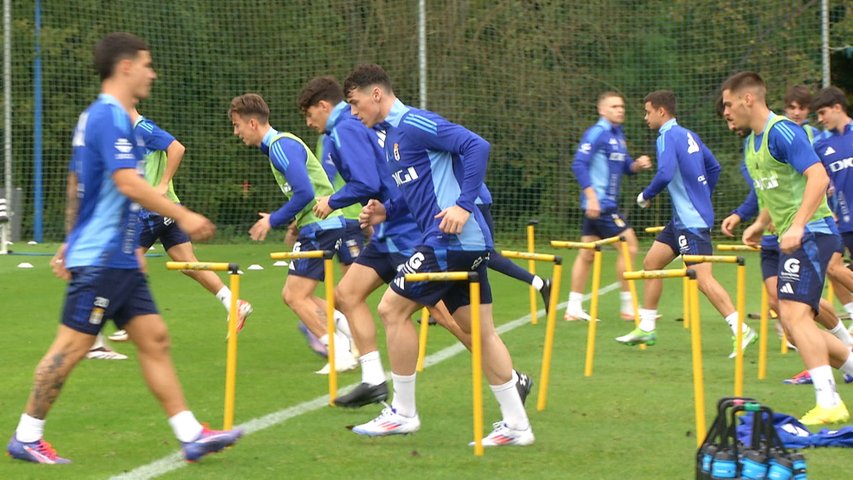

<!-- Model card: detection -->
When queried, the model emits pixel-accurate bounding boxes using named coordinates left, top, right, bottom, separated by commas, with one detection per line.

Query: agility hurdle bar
left=500, top=250, right=563, bottom=411
left=527, top=220, right=539, bottom=325
left=683, top=255, right=747, bottom=398
left=624, top=268, right=705, bottom=447
left=405, top=271, right=484, bottom=457
left=270, top=250, right=338, bottom=406
left=166, top=261, right=241, bottom=430
left=644, top=226, right=665, bottom=234
left=718, top=244, right=771, bottom=380
left=552, top=235, right=643, bottom=378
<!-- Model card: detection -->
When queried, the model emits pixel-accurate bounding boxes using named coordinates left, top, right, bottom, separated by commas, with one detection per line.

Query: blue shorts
left=354, top=241, right=412, bottom=284
left=61, top=267, right=158, bottom=335
left=655, top=222, right=713, bottom=264
left=581, top=210, right=630, bottom=238
left=841, top=232, right=853, bottom=259
left=777, top=232, right=839, bottom=312
left=139, top=213, right=190, bottom=251
left=760, top=247, right=780, bottom=281
left=390, top=246, right=493, bottom=313
left=288, top=227, right=343, bottom=281
left=336, top=220, right=365, bottom=266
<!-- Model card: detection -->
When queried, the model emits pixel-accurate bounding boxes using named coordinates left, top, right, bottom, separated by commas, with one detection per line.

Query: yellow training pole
left=827, top=282, right=835, bottom=308
left=758, top=286, right=769, bottom=380
left=689, top=274, right=706, bottom=448
left=644, top=226, right=665, bottom=234
left=416, top=307, right=430, bottom=372
left=583, top=246, right=603, bottom=377
left=166, top=261, right=240, bottom=429
left=271, top=251, right=337, bottom=405
left=682, top=261, right=690, bottom=330
left=536, top=257, right=563, bottom=412
left=734, top=259, right=746, bottom=397
left=528, top=220, right=538, bottom=325
left=619, top=238, right=645, bottom=350
left=781, top=331, right=790, bottom=354
left=470, top=277, right=484, bottom=457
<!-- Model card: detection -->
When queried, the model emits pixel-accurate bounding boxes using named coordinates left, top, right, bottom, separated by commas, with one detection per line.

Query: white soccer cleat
left=108, top=330, right=129, bottom=342
left=86, top=346, right=128, bottom=360
left=352, top=406, right=421, bottom=436
left=564, top=308, right=599, bottom=322
left=728, top=328, right=758, bottom=359
left=470, top=421, right=535, bottom=447
left=315, top=350, right=359, bottom=374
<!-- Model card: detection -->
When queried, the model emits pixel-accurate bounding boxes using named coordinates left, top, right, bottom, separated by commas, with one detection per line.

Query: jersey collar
left=260, top=127, right=280, bottom=154
left=658, top=118, right=678, bottom=134
left=325, top=101, right=348, bottom=134
left=382, top=99, right=409, bottom=129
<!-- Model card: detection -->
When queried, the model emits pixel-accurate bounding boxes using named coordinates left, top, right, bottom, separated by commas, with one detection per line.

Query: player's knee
left=376, top=298, right=402, bottom=327
left=578, top=249, right=594, bottom=262
left=334, top=285, right=358, bottom=312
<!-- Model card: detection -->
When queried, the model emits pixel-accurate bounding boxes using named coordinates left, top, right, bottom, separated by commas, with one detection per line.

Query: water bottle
left=791, top=453, right=806, bottom=480
left=711, top=449, right=738, bottom=479
left=767, top=454, right=793, bottom=480
left=740, top=450, right=769, bottom=479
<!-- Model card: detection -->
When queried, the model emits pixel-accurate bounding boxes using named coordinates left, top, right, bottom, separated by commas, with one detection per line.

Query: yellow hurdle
left=270, top=250, right=337, bottom=406
left=500, top=250, right=563, bottom=411
left=416, top=307, right=430, bottom=372
left=550, top=235, right=628, bottom=378
left=405, top=271, right=484, bottom=456
left=625, top=267, right=705, bottom=447
left=619, top=239, right=645, bottom=351
left=644, top=226, right=665, bottom=234
left=528, top=220, right=539, bottom=325
left=683, top=254, right=747, bottom=397
left=166, top=261, right=241, bottom=430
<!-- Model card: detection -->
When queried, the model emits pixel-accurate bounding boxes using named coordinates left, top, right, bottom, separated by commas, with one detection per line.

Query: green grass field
left=1, top=242, right=851, bottom=479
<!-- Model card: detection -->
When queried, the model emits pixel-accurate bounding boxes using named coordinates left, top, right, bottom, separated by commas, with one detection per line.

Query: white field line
left=110, top=282, right=621, bottom=480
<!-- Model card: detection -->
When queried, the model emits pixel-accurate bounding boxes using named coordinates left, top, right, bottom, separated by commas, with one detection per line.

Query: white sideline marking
left=110, top=282, right=620, bottom=480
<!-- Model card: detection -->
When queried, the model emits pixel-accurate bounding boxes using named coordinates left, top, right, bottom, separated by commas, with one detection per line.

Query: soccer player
left=7, top=32, right=242, bottom=464
left=616, top=90, right=758, bottom=358
left=345, top=64, right=533, bottom=446
left=106, top=108, right=254, bottom=344
left=814, top=86, right=853, bottom=333
left=784, top=85, right=821, bottom=142
left=229, top=93, right=358, bottom=373
left=297, top=76, right=533, bottom=408
left=723, top=72, right=853, bottom=425
left=567, top=92, right=651, bottom=321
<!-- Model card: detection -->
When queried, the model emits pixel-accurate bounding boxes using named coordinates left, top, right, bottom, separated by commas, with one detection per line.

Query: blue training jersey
left=643, top=119, right=719, bottom=230
left=816, top=120, right=853, bottom=233
left=380, top=99, right=492, bottom=250
left=572, top=118, right=634, bottom=212
left=65, top=94, right=145, bottom=269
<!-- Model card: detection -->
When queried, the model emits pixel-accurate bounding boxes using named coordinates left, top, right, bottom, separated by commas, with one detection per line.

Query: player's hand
left=720, top=214, right=741, bottom=238
left=249, top=212, right=272, bottom=241
left=435, top=205, right=470, bottom=234
left=313, top=195, right=333, bottom=219
left=779, top=224, right=804, bottom=254
left=359, top=199, right=386, bottom=228
left=50, top=243, right=70, bottom=281
left=637, top=192, right=651, bottom=209
left=633, top=155, right=653, bottom=171
left=585, top=197, right=601, bottom=219
left=177, top=211, right=216, bottom=241
left=154, top=184, right=169, bottom=197
left=742, top=222, right=764, bottom=248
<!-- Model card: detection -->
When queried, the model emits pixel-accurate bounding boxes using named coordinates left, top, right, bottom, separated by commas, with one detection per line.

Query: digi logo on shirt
left=392, top=166, right=419, bottom=187
left=827, top=157, right=853, bottom=173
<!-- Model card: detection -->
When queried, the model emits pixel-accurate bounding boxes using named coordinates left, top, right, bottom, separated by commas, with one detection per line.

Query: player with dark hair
left=617, top=90, right=758, bottom=359
left=8, top=32, right=242, bottom=464
left=784, top=85, right=820, bottom=142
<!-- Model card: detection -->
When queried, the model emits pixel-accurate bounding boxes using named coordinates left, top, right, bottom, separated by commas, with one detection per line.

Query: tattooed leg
left=25, top=325, right=94, bottom=419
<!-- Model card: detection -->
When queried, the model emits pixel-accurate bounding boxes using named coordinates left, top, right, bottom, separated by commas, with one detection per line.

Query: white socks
left=840, top=353, right=853, bottom=377
left=843, top=302, right=853, bottom=319
left=809, top=365, right=839, bottom=408
left=15, top=414, right=45, bottom=443
left=390, top=373, right=417, bottom=418
left=334, top=310, right=353, bottom=339
left=215, top=286, right=232, bottom=312
left=92, top=333, right=106, bottom=350
left=567, top=291, right=584, bottom=311
left=639, top=308, right=657, bottom=332
left=491, top=371, right=530, bottom=431
left=360, top=351, right=386, bottom=386
left=531, top=276, right=544, bottom=291
left=168, top=410, right=204, bottom=443
left=725, top=313, right=749, bottom=335
left=620, top=291, right=633, bottom=313
left=829, top=321, right=853, bottom=347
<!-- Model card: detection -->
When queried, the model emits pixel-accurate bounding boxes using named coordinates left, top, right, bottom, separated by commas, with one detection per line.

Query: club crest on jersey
left=393, top=143, right=400, bottom=161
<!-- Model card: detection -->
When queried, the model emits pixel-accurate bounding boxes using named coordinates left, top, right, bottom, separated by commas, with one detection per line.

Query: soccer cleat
left=334, top=382, right=388, bottom=408
left=470, top=421, right=535, bottom=447
left=297, top=322, right=328, bottom=358
left=7, top=437, right=71, bottom=464
left=515, top=371, right=533, bottom=406
left=728, top=328, right=758, bottom=359
left=799, top=402, right=850, bottom=426
left=108, top=329, right=129, bottom=342
left=539, top=279, right=552, bottom=314
left=782, top=370, right=812, bottom=385
left=181, top=425, right=243, bottom=462
left=844, top=373, right=853, bottom=384
left=225, top=300, right=253, bottom=340
left=615, top=327, right=656, bottom=346
left=86, top=346, right=128, bottom=360
left=564, top=308, right=599, bottom=322
left=315, top=348, right=359, bottom=374
left=351, top=406, right=420, bottom=436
